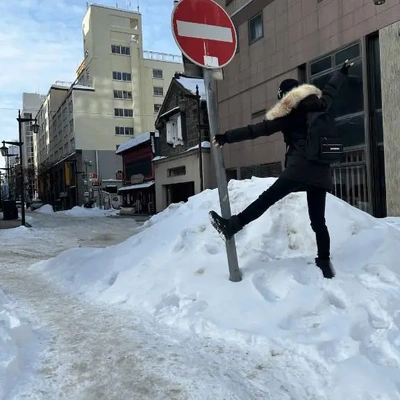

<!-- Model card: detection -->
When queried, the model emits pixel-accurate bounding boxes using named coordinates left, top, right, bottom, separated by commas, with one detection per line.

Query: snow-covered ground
left=2, top=178, right=400, bottom=399
left=35, top=204, right=119, bottom=217
left=0, top=289, right=39, bottom=400
left=1, top=210, right=284, bottom=399
left=32, top=177, right=400, bottom=399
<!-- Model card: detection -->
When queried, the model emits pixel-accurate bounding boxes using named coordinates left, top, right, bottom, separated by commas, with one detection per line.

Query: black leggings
left=237, top=178, right=330, bottom=259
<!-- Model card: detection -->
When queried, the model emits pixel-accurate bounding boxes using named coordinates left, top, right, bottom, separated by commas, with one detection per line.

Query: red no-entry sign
left=171, top=0, right=237, bottom=69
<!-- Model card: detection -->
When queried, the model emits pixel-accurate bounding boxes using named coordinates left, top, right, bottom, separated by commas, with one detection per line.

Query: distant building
left=116, top=132, right=160, bottom=215
left=154, top=76, right=216, bottom=213
left=35, top=3, right=183, bottom=208
left=21, top=93, right=45, bottom=201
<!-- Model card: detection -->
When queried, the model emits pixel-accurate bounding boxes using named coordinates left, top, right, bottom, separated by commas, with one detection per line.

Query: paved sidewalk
left=0, top=219, right=22, bottom=229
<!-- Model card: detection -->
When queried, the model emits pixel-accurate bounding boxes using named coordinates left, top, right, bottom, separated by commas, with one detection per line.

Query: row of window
left=114, top=108, right=133, bottom=118
left=112, top=71, right=132, bottom=81
left=113, top=85, right=163, bottom=96
left=115, top=126, right=134, bottom=136
left=111, top=44, right=130, bottom=55
left=114, top=90, right=132, bottom=99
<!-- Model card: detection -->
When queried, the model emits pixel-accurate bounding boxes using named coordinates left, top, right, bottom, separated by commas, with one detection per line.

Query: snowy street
left=0, top=210, right=287, bottom=400
left=2, top=178, right=400, bottom=399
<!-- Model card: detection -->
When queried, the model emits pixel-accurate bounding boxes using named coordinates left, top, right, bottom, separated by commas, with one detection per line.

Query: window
left=311, top=61, right=364, bottom=118
left=335, top=114, right=365, bottom=148
left=115, top=108, right=133, bottom=117
left=111, top=45, right=130, bottom=55
left=69, top=119, right=73, bottom=133
left=310, top=56, right=332, bottom=76
left=113, top=71, right=122, bottom=80
left=154, top=104, right=162, bottom=113
left=113, top=71, right=131, bottom=81
left=124, top=109, right=133, bottom=117
left=123, top=90, right=132, bottom=99
left=115, top=126, right=134, bottom=135
left=70, top=138, right=75, bottom=149
left=114, top=108, right=124, bottom=117
left=122, top=72, right=131, bottom=81
left=335, top=44, right=360, bottom=66
left=166, top=114, right=183, bottom=146
left=115, top=126, right=124, bottom=135
left=152, top=69, right=163, bottom=79
left=114, top=90, right=132, bottom=99
left=248, top=13, right=263, bottom=44
left=168, top=166, right=186, bottom=177
left=153, top=86, right=163, bottom=96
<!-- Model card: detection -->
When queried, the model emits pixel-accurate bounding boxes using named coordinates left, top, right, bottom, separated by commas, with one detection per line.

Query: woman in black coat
left=210, top=60, right=354, bottom=279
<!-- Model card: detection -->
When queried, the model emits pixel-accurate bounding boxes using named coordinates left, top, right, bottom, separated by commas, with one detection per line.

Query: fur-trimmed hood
left=266, top=84, right=322, bottom=121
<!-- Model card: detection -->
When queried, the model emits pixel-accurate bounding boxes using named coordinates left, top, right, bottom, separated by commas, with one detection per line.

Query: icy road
left=0, top=212, right=282, bottom=400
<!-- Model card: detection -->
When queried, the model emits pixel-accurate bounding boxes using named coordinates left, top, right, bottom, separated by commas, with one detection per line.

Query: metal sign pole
left=203, top=68, right=242, bottom=282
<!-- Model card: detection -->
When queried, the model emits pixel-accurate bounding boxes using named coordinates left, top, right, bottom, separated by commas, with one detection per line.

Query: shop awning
left=118, top=181, right=155, bottom=192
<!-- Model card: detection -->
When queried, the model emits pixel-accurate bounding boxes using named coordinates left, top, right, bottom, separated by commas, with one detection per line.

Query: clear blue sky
left=0, top=0, right=180, bottom=168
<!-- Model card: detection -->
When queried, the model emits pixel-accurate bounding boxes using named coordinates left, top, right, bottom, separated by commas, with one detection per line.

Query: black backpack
left=304, top=110, right=343, bottom=165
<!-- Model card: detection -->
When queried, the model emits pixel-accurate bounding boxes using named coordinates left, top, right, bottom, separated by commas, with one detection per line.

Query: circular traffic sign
left=171, top=0, right=237, bottom=69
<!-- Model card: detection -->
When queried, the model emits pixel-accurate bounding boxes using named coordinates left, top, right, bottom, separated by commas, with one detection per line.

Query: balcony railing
left=143, top=50, right=182, bottom=64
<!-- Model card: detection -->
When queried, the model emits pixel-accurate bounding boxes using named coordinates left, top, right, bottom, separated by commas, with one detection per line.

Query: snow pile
left=31, top=177, right=400, bottom=398
left=34, top=204, right=54, bottom=214
left=58, top=206, right=118, bottom=218
left=0, top=289, right=37, bottom=399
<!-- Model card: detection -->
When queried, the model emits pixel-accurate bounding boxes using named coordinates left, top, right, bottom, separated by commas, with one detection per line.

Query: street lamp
left=13, top=109, right=39, bottom=226
left=0, top=141, right=8, bottom=157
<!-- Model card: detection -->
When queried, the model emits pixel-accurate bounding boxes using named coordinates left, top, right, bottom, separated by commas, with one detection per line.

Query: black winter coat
left=224, top=70, right=348, bottom=191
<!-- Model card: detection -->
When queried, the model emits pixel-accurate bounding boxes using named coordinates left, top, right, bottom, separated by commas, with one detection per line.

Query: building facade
left=35, top=4, right=183, bottom=208
left=21, top=93, right=46, bottom=201
left=116, top=132, right=160, bottom=214
left=154, top=76, right=216, bottom=213
left=75, top=4, right=183, bottom=148
left=215, top=0, right=400, bottom=217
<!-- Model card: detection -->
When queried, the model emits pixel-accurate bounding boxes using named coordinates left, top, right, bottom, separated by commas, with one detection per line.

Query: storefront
left=116, top=132, right=159, bottom=215
left=307, top=37, right=385, bottom=217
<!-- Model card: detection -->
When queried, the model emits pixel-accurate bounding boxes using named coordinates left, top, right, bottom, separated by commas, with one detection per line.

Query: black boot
left=315, top=258, right=335, bottom=279
left=209, top=211, right=243, bottom=240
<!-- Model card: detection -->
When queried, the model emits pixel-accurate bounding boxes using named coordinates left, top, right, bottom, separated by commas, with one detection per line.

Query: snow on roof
left=186, top=141, right=211, bottom=152
left=72, top=85, right=95, bottom=91
left=152, top=156, right=167, bottom=162
left=118, top=181, right=155, bottom=191
left=176, top=77, right=206, bottom=100
left=116, top=132, right=151, bottom=154
left=158, top=106, right=180, bottom=120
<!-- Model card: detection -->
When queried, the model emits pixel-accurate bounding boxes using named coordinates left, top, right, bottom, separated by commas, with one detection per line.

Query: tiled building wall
left=380, top=20, right=400, bottom=216
left=216, top=0, right=400, bottom=169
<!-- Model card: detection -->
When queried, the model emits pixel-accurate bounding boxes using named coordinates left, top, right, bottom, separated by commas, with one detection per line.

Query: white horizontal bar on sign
left=176, top=21, right=233, bottom=42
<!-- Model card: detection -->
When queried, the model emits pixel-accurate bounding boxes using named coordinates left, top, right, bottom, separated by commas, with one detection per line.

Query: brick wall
left=158, top=81, right=210, bottom=157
